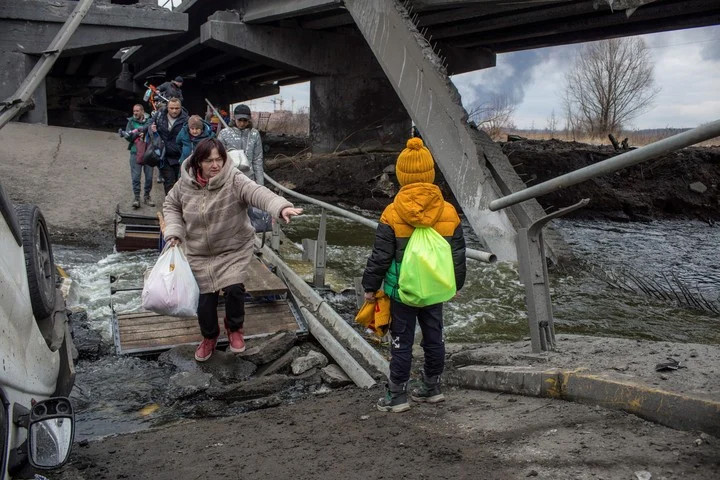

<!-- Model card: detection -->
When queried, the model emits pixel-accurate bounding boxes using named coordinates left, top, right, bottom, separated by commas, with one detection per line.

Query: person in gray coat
left=217, top=104, right=266, bottom=185
left=163, top=138, right=302, bottom=362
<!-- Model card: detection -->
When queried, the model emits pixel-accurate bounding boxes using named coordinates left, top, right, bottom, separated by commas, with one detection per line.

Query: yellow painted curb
left=447, top=365, right=720, bottom=436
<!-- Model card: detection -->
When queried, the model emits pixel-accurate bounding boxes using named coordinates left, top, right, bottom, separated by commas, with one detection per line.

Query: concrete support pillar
left=310, top=73, right=410, bottom=153
left=0, top=51, right=48, bottom=124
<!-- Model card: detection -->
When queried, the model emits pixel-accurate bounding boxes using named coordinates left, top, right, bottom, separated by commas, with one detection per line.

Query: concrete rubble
left=291, top=350, right=329, bottom=375
left=155, top=331, right=349, bottom=412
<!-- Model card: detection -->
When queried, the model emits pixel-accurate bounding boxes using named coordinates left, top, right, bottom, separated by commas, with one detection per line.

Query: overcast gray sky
left=254, top=26, right=719, bottom=131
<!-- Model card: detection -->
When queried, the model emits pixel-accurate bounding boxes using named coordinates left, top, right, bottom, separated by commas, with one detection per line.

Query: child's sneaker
left=410, top=373, right=445, bottom=403
left=376, top=380, right=410, bottom=413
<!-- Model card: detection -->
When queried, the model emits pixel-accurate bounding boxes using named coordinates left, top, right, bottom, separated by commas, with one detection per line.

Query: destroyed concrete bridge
left=1, top=0, right=718, bottom=261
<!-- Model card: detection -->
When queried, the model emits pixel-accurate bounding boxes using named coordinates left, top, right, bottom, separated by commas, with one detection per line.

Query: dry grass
left=251, top=110, right=309, bottom=136
left=506, top=129, right=720, bottom=147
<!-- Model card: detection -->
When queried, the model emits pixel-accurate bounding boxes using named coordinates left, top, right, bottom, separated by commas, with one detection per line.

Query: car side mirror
left=27, top=398, right=74, bottom=469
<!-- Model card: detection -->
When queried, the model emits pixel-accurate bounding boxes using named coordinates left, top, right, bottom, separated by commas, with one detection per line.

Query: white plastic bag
left=141, top=246, right=199, bottom=317
left=228, top=149, right=250, bottom=172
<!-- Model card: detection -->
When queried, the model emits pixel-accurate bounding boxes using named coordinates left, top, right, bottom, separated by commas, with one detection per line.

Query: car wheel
left=15, top=204, right=56, bottom=320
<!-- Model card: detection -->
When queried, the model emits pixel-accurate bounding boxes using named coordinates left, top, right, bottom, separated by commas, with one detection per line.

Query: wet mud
left=56, top=386, right=719, bottom=480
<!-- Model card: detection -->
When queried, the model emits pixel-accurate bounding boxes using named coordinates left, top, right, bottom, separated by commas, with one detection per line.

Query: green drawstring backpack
left=398, top=226, right=456, bottom=307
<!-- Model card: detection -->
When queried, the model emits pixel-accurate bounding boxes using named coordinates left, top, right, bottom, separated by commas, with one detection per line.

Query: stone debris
left=291, top=350, right=329, bottom=375
left=167, top=371, right=213, bottom=400
left=256, top=346, right=301, bottom=377
left=238, top=330, right=297, bottom=365
left=207, top=374, right=295, bottom=401
left=689, top=181, right=707, bottom=193
left=159, top=345, right=256, bottom=383
left=69, top=308, right=108, bottom=360
left=320, top=364, right=352, bottom=387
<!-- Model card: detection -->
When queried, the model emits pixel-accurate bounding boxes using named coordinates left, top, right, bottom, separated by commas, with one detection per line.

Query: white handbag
left=228, top=149, right=251, bottom=172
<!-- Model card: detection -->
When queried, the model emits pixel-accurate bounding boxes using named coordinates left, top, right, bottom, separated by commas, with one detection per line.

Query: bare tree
left=545, top=109, right=558, bottom=137
left=564, top=37, right=659, bottom=136
left=468, top=94, right=516, bottom=140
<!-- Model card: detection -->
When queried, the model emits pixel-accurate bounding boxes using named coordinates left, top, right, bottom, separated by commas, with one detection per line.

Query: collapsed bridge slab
left=344, top=0, right=569, bottom=262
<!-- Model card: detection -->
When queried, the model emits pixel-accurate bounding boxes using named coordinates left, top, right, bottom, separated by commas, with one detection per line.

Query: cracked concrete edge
left=446, top=365, right=720, bottom=437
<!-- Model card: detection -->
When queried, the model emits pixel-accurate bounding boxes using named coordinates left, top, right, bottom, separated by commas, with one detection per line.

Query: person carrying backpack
left=361, top=137, right=466, bottom=413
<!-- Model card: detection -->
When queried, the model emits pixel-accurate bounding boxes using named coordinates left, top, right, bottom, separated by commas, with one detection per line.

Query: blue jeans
left=130, top=152, right=153, bottom=198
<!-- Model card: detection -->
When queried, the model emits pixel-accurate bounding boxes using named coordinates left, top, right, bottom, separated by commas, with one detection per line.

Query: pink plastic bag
left=141, top=246, right=199, bottom=317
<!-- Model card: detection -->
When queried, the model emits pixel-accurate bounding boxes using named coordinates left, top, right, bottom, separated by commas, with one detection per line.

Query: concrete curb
left=446, top=365, right=720, bottom=436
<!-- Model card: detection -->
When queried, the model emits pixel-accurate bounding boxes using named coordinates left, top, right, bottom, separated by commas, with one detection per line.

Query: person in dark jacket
left=149, top=97, right=188, bottom=194
left=361, top=137, right=466, bottom=413
left=177, top=115, right=214, bottom=165
left=157, top=76, right=183, bottom=103
left=122, top=104, right=154, bottom=208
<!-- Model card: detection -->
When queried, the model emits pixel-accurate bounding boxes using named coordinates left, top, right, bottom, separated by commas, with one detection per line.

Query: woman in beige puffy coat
left=163, top=138, right=302, bottom=362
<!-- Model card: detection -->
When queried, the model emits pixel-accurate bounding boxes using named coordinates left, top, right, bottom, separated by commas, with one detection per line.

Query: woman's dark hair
left=189, top=137, right=227, bottom=172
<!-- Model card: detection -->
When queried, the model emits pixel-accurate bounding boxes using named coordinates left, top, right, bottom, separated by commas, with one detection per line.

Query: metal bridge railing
left=263, top=173, right=497, bottom=264
left=490, top=119, right=720, bottom=212
left=488, top=119, right=720, bottom=353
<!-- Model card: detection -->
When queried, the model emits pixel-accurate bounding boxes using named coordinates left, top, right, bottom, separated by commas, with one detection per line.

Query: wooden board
left=116, top=233, right=159, bottom=252
left=244, top=258, right=288, bottom=296
left=114, top=301, right=303, bottom=355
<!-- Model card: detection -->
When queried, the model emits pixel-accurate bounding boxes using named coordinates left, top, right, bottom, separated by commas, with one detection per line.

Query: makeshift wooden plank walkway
left=113, top=257, right=306, bottom=355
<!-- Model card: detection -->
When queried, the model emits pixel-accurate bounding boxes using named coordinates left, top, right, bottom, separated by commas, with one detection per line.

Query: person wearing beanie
left=177, top=115, right=215, bottom=165
left=217, top=104, right=266, bottom=185
left=157, top=76, right=184, bottom=102
left=361, top=137, right=467, bottom=413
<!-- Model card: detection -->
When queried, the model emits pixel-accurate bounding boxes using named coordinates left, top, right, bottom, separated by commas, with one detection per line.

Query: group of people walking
left=121, top=84, right=265, bottom=206
left=121, top=79, right=466, bottom=414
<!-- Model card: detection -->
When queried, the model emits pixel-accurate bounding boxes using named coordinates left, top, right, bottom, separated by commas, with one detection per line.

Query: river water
left=53, top=208, right=720, bottom=439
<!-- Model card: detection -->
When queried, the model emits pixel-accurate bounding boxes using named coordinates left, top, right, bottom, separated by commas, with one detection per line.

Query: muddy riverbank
left=2, top=122, right=717, bottom=247
left=266, top=139, right=720, bottom=222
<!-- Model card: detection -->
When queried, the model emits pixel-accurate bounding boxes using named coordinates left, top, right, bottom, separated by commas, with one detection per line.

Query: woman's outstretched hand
left=281, top=207, right=303, bottom=223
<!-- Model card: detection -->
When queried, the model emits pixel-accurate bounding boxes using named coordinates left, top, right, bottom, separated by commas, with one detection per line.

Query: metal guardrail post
left=517, top=199, right=589, bottom=352
left=270, top=220, right=281, bottom=251
left=313, top=209, right=327, bottom=288
left=354, top=278, right=365, bottom=309
left=300, top=210, right=328, bottom=286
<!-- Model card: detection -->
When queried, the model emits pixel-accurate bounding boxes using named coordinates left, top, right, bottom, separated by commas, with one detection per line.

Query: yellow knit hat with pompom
left=395, top=137, right=435, bottom=186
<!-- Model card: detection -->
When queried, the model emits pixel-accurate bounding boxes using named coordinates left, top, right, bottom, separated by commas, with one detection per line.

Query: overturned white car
left=0, top=181, right=75, bottom=479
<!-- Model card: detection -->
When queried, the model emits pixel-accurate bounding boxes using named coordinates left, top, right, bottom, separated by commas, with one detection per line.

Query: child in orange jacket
left=361, top=137, right=466, bottom=412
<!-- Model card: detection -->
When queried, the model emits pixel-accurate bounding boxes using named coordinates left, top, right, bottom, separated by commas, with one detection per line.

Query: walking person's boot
left=377, top=380, right=410, bottom=413
left=144, top=195, right=155, bottom=207
left=224, top=316, right=246, bottom=353
left=132, top=195, right=140, bottom=209
left=194, top=336, right=218, bottom=362
left=410, top=372, right=445, bottom=403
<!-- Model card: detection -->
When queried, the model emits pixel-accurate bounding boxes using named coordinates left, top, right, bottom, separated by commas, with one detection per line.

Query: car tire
left=15, top=204, right=56, bottom=320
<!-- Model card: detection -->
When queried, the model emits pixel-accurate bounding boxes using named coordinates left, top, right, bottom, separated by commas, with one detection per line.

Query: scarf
left=195, top=170, right=208, bottom=187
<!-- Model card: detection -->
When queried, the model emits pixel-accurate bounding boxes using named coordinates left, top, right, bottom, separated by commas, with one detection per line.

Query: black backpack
left=143, top=132, right=165, bottom=167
